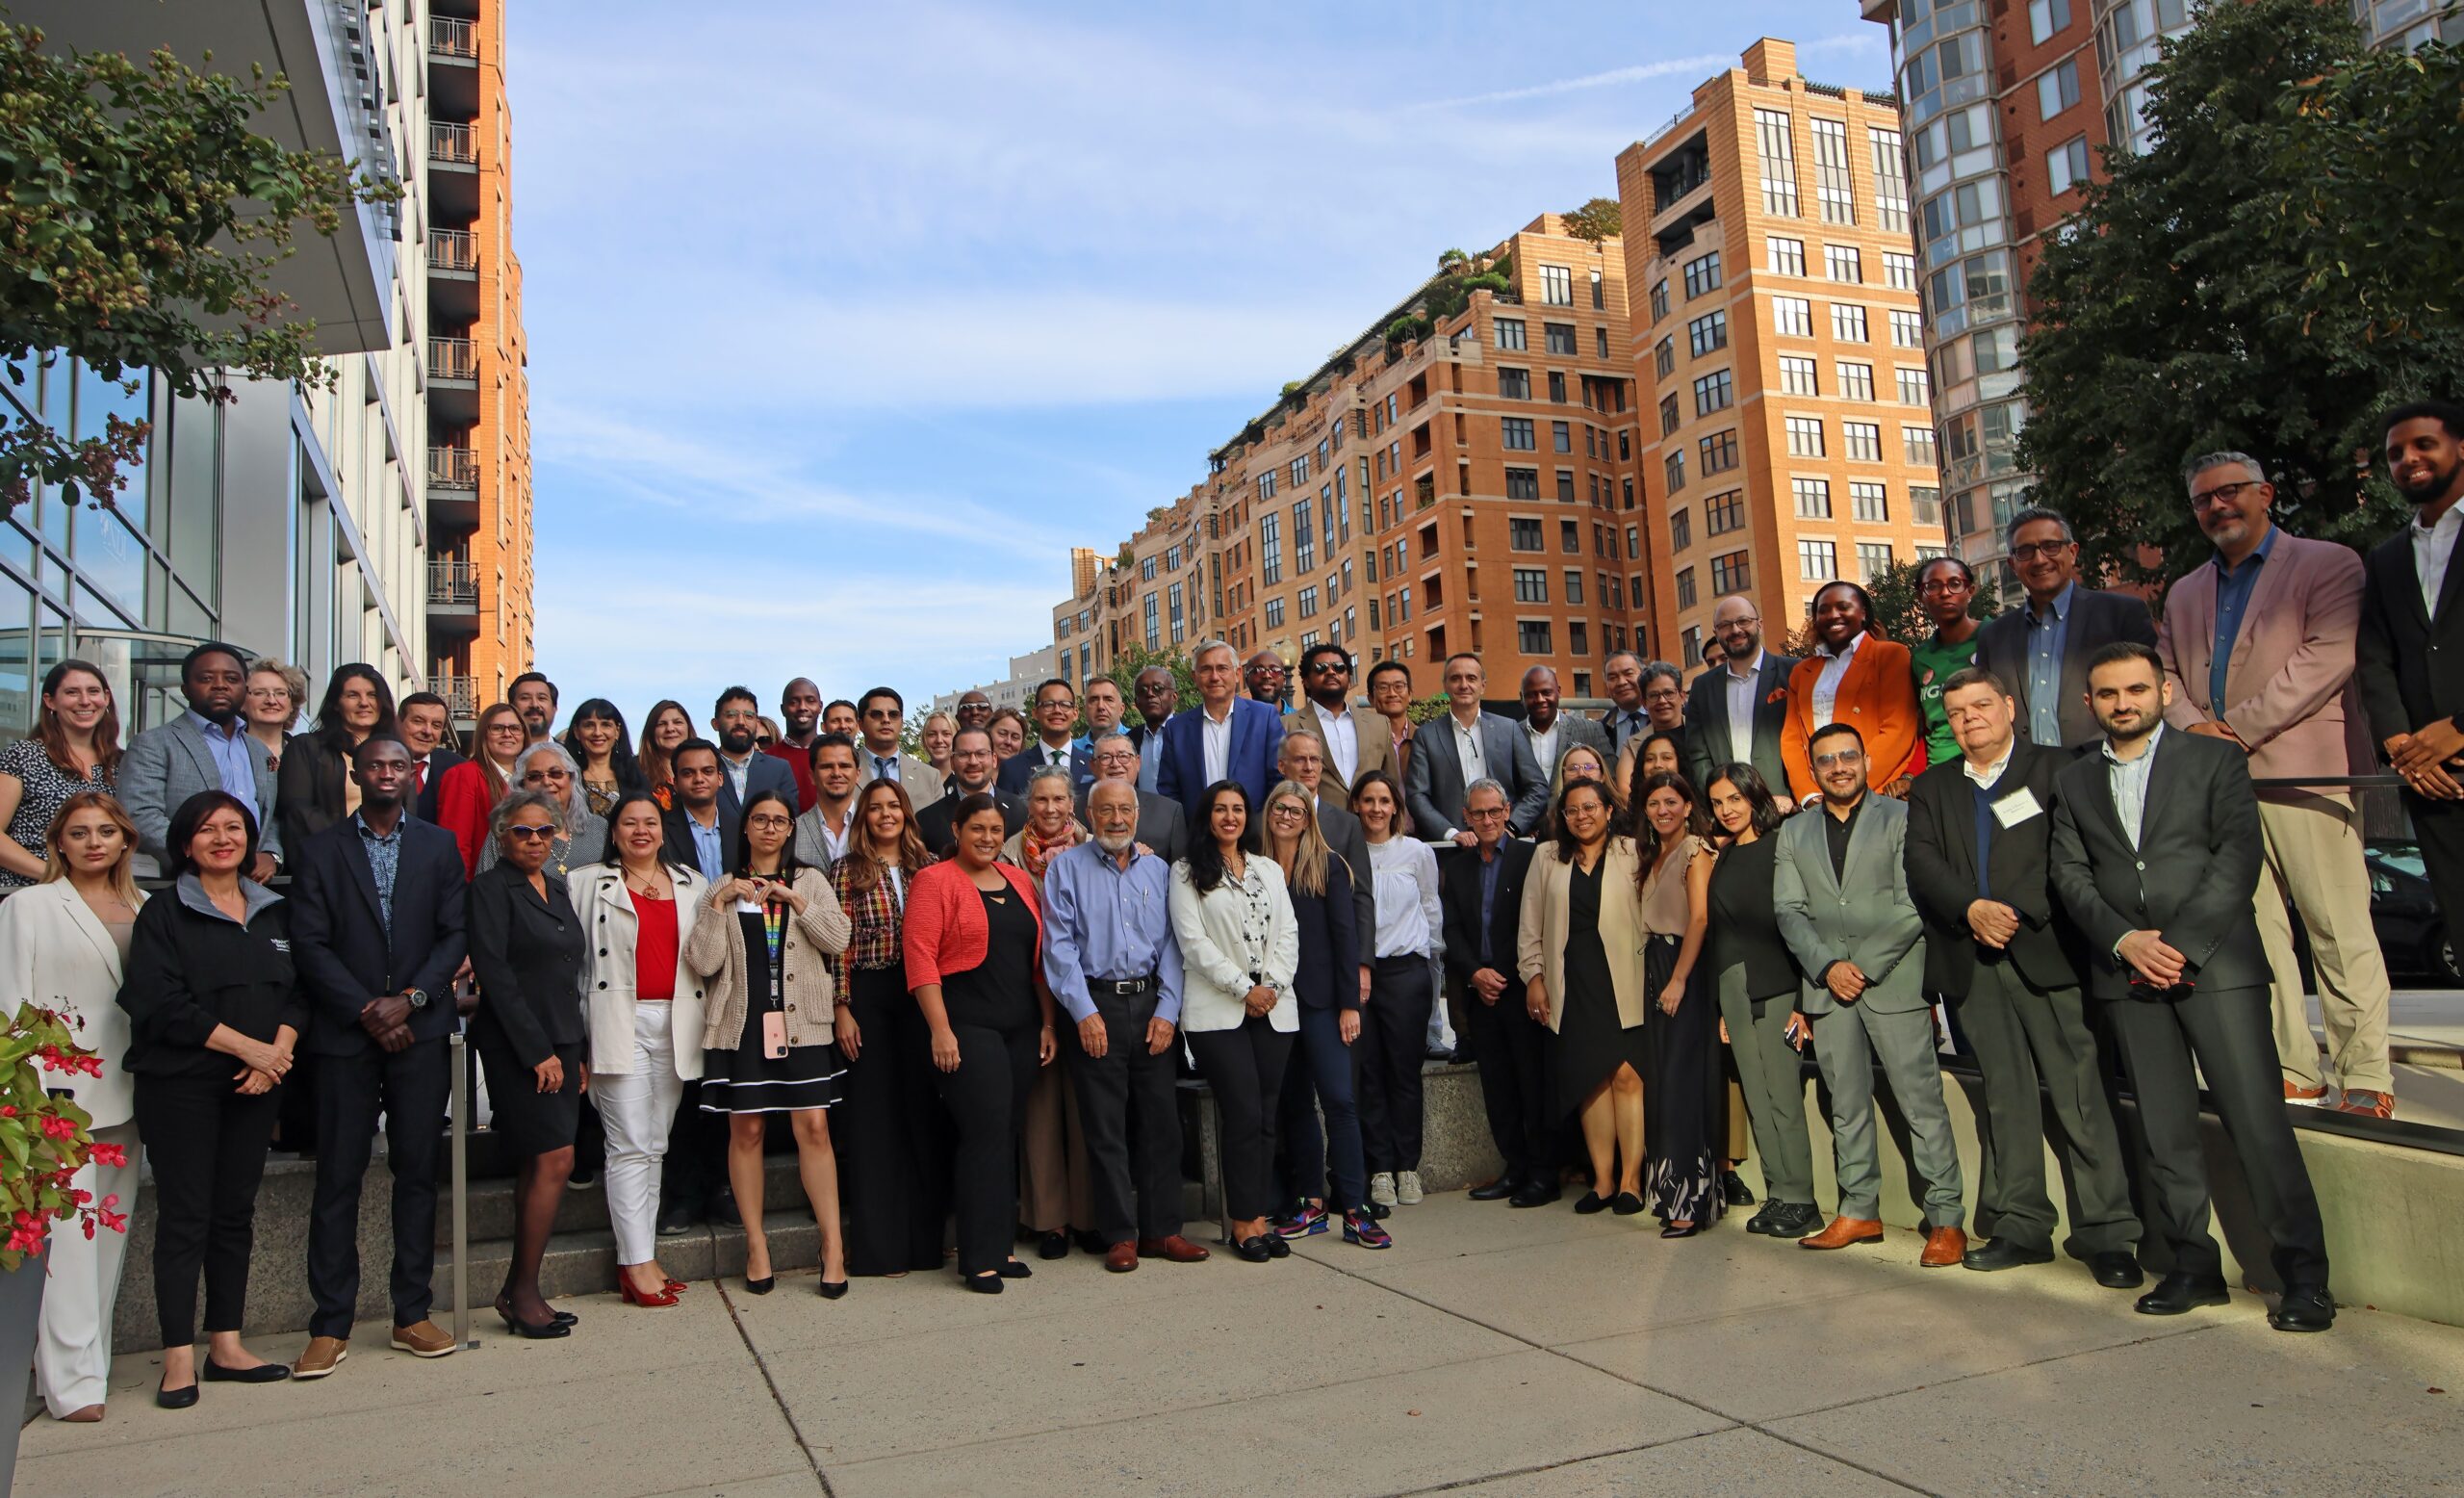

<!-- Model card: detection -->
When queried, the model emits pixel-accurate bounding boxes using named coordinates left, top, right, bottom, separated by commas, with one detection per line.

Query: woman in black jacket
left=117, top=790, right=307, bottom=1408
left=274, top=663, right=398, bottom=857
left=468, top=789, right=588, bottom=1338
left=1703, top=763, right=1819, bottom=1240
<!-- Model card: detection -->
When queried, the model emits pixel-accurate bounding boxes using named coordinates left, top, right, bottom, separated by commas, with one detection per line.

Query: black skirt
left=1643, top=935, right=1721, bottom=1225
left=701, top=910, right=844, bottom=1114
left=479, top=1038, right=584, bottom=1157
left=1554, top=858, right=1650, bottom=1117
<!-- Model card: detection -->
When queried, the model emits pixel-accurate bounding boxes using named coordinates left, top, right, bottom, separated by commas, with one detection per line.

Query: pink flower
left=38, top=1114, right=77, bottom=1141
left=88, top=1143, right=127, bottom=1169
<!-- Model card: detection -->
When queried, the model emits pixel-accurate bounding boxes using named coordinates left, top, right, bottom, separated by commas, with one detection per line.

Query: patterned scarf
left=1017, top=820, right=1083, bottom=881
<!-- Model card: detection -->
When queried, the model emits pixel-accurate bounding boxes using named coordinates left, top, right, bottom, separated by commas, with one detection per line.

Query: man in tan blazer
left=853, top=685, right=945, bottom=806
left=1285, top=642, right=1395, bottom=798
left=2157, top=452, right=2394, bottom=1116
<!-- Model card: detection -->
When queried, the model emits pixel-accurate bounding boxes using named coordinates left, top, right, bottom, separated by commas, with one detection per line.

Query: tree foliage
left=1560, top=196, right=1621, bottom=244
left=0, top=22, right=398, bottom=513
left=2014, top=0, right=2464, bottom=587
left=1783, top=560, right=2000, bottom=656
left=1100, top=643, right=1201, bottom=714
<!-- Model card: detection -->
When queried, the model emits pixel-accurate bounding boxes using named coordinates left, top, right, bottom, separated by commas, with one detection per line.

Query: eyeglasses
left=1305, top=661, right=1346, bottom=675
left=1267, top=804, right=1307, bottom=818
left=503, top=825, right=557, bottom=842
left=2190, top=479, right=2263, bottom=509
left=1811, top=749, right=1866, bottom=768
left=1644, top=688, right=1682, bottom=705
left=1917, top=580, right=1973, bottom=596
left=746, top=814, right=794, bottom=830
left=2008, top=540, right=2073, bottom=561
left=1717, top=615, right=1760, bottom=631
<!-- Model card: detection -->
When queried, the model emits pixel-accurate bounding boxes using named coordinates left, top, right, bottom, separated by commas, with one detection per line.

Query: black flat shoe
left=1468, top=1177, right=1516, bottom=1201
left=818, top=1278, right=850, bottom=1300
left=1037, top=1230, right=1069, bottom=1261
left=2089, top=1252, right=2145, bottom=1290
left=1265, top=1232, right=1291, bottom=1259
left=1721, top=1170, right=1756, bottom=1207
left=964, top=1272, right=1004, bottom=1295
left=155, top=1380, right=199, bottom=1409
left=1610, top=1192, right=1646, bottom=1217
left=2135, top=1271, right=2231, bottom=1317
left=1233, top=1234, right=1274, bottom=1263
left=1572, top=1191, right=1609, bottom=1215
left=742, top=1275, right=775, bottom=1295
left=1962, top=1239, right=2056, bottom=1273
left=201, top=1359, right=290, bottom=1383
left=997, top=1257, right=1034, bottom=1279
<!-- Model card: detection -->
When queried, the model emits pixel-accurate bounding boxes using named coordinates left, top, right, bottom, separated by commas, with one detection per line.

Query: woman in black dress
left=1705, top=763, right=1817, bottom=1239
left=684, top=789, right=853, bottom=1297
left=468, top=789, right=589, bottom=1338
left=1633, top=771, right=1720, bottom=1237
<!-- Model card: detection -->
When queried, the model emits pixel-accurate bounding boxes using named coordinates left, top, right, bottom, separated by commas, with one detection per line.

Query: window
left=1495, top=317, right=1527, bottom=350
left=1851, top=480, right=1889, bottom=522
left=1711, top=550, right=1751, bottom=594
left=1397, top=587, right=1410, bottom=621
left=1548, top=371, right=1566, bottom=402
left=1831, top=302, right=1869, bottom=343
left=1912, top=485, right=1942, bottom=526
left=1798, top=538, right=1838, bottom=581
left=1502, top=417, right=1536, bottom=451
left=1755, top=107, right=1799, bottom=217
left=1837, top=361, right=1876, bottom=401
left=1905, top=424, right=1939, bottom=467
left=1505, top=467, right=1540, bottom=501
left=1260, top=512, right=1283, bottom=584
left=2040, top=60, right=2082, bottom=120
left=1509, top=518, right=1543, bottom=551
left=1166, top=544, right=1181, bottom=571
left=1292, top=455, right=1308, bottom=485
left=1775, top=297, right=1813, bottom=337
left=1562, top=520, right=1584, bottom=555
left=1498, top=366, right=1531, bottom=400
left=1891, top=309, right=1925, bottom=349
left=1780, top=355, right=1819, bottom=396
left=2030, top=0, right=2071, bottom=41
left=1590, top=268, right=1604, bottom=309
left=1141, top=555, right=1157, bottom=581
left=1892, top=366, right=1929, bottom=406
left=1294, top=499, right=1316, bottom=573
left=1793, top=476, right=1833, bottom=518
left=1541, top=265, right=1573, bottom=306
left=1265, top=597, right=1286, bottom=628
left=1687, top=310, right=1728, bottom=356
left=1654, top=337, right=1676, bottom=376
left=1650, top=279, right=1670, bottom=322
left=1693, top=369, right=1732, bottom=417
left=1824, top=244, right=1863, bottom=284
left=1667, top=510, right=1691, bottom=555
left=1518, top=619, right=1553, bottom=654
left=1869, top=126, right=1909, bottom=232
left=1675, top=566, right=1698, bottom=610
left=1143, top=594, right=1160, bottom=646
left=1659, top=394, right=1681, bottom=436
left=2047, top=137, right=2092, bottom=197
left=1545, top=323, right=1578, bottom=355
left=1811, top=117, right=1857, bottom=224
left=1682, top=251, right=1723, bottom=298
left=1883, top=251, right=1917, bottom=291
left=1699, top=428, right=1739, bottom=476
left=1843, top=421, right=1884, bottom=462
left=1706, top=489, right=1744, bottom=535
left=1298, top=584, right=1320, bottom=619
left=1767, top=236, right=1806, bottom=276
left=1565, top=569, right=1586, bottom=605
left=1512, top=567, right=1549, bottom=603
left=1541, top=421, right=1565, bottom=453
left=1920, top=175, right=2005, bottom=245
left=1596, top=326, right=1609, bottom=358
left=1786, top=415, right=1826, bottom=457
left=1857, top=542, right=1894, bottom=581
left=1663, top=451, right=1686, bottom=493
left=1257, top=472, right=1275, bottom=500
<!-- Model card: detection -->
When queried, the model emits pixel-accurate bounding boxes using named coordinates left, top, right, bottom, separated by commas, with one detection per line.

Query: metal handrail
left=430, top=121, right=476, bottom=165
left=427, top=229, right=476, bottom=271
left=449, top=1032, right=474, bottom=1350
left=427, top=338, right=477, bottom=380
left=430, top=16, right=478, bottom=58
left=427, top=447, right=478, bottom=488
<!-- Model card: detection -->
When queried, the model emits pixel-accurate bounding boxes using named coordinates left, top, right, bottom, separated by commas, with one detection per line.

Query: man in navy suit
left=999, top=678, right=1084, bottom=793
left=709, top=684, right=798, bottom=822
left=397, top=690, right=467, bottom=824
left=288, top=735, right=470, bottom=1377
left=1157, top=639, right=1285, bottom=817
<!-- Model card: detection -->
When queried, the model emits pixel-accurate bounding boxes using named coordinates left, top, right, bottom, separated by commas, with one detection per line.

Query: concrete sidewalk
left=17, top=1192, right=2464, bottom=1497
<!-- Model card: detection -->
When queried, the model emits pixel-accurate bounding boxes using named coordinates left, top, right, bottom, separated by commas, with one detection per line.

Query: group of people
left=12, top=401, right=2462, bottom=1418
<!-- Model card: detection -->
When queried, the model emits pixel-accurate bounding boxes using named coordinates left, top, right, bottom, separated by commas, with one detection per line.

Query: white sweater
left=1365, top=837, right=1443, bottom=960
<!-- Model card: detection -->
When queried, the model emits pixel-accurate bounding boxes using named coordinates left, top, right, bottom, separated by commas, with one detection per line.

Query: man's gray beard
left=1093, top=831, right=1135, bottom=854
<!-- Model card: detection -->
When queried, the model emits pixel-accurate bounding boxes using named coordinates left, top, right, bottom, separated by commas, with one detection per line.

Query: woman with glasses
left=479, top=741, right=607, bottom=877
left=275, top=664, right=398, bottom=858
left=638, top=700, right=695, bottom=811
left=1545, top=740, right=1616, bottom=838
left=0, top=659, right=122, bottom=889
left=561, top=699, right=648, bottom=819
left=1633, top=771, right=1720, bottom=1236
left=240, top=660, right=307, bottom=772
left=438, top=703, right=528, bottom=875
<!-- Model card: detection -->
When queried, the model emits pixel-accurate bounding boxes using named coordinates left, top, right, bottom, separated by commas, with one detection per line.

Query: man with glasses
left=1245, top=650, right=1291, bottom=710
left=1597, top=650, right=1651, bottom=755
left=853, top=685, right=945, bottom=803
left=1682, top=594, right=1800, bottom=812
left=999, top=679, right=1081, bottom=792
left=954, top=690, right=994, bottom=733
left=1074, top=732, right=1187, bottom=865
left=708, top=685, right=798, bottom=821
left=916, top=726, right=1027, bottom=854
left=2163, top=452, right=2392, bottom=1117
left=1286, top=643, right=1395, bottom=797
left=1975, top=507, right=2157, bottom=752
left=1127, top=666, right=1177, bottom=794
left=1910, top=556, right=1986, bottom=769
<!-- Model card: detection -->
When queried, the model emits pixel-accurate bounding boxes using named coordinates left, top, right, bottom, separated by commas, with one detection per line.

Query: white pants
left=38, top=1122, right=139, bottom=1416
left=589, top=1005, right=686, bottom=1265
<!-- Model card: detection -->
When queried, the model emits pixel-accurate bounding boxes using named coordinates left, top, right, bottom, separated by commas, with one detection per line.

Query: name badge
left=1991, top=788, right=2044, bottom=829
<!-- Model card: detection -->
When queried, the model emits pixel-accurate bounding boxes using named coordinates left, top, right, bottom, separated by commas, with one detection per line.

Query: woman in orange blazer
left=1780, top=581, right=1927, bottom=803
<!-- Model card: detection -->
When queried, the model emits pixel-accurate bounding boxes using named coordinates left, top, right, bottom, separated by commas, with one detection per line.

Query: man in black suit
left=1974, top=506, right=2158, bottom=752
left=397, top=690, right=466, bottom=824
left=1127, top=666, right=1176, bottom=794
left=998, top=678, right=1082, bottom=792
left=661, top=739, right=737, bottom=886
left=1440, top=780, right=1551, bottom=1206
left=1076, top=732, right=1188, bottom=865
left=2359, top=400, right=2464, bottom=954
left=287, top=735, right=470, bottom=1377
left=1682, top=594, right=1801, bottom=810
left=917, top=726, right=1026, bottom=855
left=1905, top=667, right=2141, bottom=1287
left=709, top=685, right=799, bottom=822
left=2049, top=642, right=2333, bottom=1331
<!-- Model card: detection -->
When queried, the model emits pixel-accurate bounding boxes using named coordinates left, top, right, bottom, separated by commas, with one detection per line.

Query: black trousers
left=837, top=969, right=949, bottom=1276
left=306, top=1037, right=451, bottom=1338
left=1958, top=964, right=2139, bottom=1258
left=660, top=1080, right=731, bottom=1216
left=1357, top=955, right=1434, bottom=1175
left=2410, top=792, right=2464, bottom=955
left=134, top=1074, right=279, bottom=1349
left=2104, top=984, right=2329, bottom=1288
left=937, top=1020, right=1039, bottom=1277
left=1462, top=974, right=1552, bottom=1184
left=1186, top=1017, right=1295, bottom=1223
left=1066, top=985, right=1184, bottom=1244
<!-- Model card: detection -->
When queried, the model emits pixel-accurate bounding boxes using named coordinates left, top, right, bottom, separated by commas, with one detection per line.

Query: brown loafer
left=389, top=1321, right=456, bottom=1358
left=1103, top=1241, right=1139, bottom=1274
left=292, top=1335, right=348, bottom=1380
left=1919, top=1226, right=1968, bottom=1268
left=1798, top=1215, right=1886, bottom=1251
left=1137, top=1234, right=1211, bottom=1263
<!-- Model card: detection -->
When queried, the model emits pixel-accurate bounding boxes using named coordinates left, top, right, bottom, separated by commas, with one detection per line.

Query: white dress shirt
left=1523, top=718, right=1560, bottom=779
left=1200, top=702, right=1234, bottom=785
left=721, top=751, right=752, bottom=802
left=1450, top=713, right=1484, bottom=789
left=1313, top=702, right=1359, bottom=786
left=1725, top=649, right=1765, bottom=766
left=2416, top=502, right=2464, bottom=617
left=1961, top=741, right=2015, bottom=790
left=1810, top=633, right=1864, bottom=729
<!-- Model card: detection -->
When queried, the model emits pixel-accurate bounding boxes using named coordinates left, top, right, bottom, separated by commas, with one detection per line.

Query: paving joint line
left=714, top=1280, right=835, bottom=1497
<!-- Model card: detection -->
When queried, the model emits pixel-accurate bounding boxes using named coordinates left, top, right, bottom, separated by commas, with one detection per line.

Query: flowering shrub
left=0, top=1002, right=125, bottom=1271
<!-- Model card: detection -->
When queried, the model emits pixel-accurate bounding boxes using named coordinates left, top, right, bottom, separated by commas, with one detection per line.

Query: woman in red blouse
left=435, top=704, right=526, bottom=875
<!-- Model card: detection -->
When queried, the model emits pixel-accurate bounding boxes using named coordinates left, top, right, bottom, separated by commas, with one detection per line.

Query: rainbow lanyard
left=760, top=896, right=788, bottom=1005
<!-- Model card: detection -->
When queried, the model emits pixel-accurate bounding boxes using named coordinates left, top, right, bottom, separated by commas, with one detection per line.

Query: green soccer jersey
left=1911, top=631, right=1981, bottom=766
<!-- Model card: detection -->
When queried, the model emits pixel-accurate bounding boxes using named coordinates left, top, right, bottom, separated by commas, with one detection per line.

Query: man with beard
left=1128, top=666, right=1176, bottom=794
left=1245, top=650, right=1290, bottom=710
left=954, top=690, right=994, bottom=733
left=765, top=677, right=824, bottom=811
left=509, top=671, right=559, bottom=744
left=1518, top=664, right=1606, bottom=781
left=122, top=641, right=283, bottom=879
left=915, top=726, right=1026, bottom=854
left=1285, top=643, right=1395, bottom=797
left=708, top=684, right=798, bottom=823
left=1074, top=733, right=1187, bottom=865
left=1974, top=507, right=2158, bottom=752
left=791, top=733, right=863, bottom=870
left=1681, top=595, right=1799, bottom=810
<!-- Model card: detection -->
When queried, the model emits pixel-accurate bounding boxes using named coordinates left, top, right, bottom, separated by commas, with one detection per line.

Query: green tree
left=2015, top=0, right=2464, bottom=586
left=1100, top=643, right=1200, bottom=714
left=1560, top=196, right=1621, bottom=244
left=0, top=23, right=398, bottom=514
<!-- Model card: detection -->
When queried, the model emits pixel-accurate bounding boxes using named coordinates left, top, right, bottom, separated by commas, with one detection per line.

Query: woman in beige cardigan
left=683, top=789, right=854, bottom=1297
left=1517, top=777, right=1655, bottom=1216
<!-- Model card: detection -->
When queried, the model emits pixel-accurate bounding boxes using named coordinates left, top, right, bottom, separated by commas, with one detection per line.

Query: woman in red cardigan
left=436, top=704, right=526, bottom=875
left=903, top=791, right=1056, bottom=1293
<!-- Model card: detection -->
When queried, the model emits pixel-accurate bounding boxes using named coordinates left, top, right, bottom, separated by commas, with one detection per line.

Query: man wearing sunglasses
left=1283, top=643, right=1395, bottom=798
left=1973, top=506, right=2157, bottom=752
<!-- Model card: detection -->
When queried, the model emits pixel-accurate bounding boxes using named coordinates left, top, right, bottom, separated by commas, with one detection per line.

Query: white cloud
left=1418, top=56, right=1733, bottom=111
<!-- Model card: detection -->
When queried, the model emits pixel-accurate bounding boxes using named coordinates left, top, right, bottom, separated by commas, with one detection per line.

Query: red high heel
left=619, top=1278, right=680, bottom=1307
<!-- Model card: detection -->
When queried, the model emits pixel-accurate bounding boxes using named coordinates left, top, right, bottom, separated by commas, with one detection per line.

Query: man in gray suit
left=1972, top=506, right=2158, bottom=752
left=121, top=640, right=283, bottom=879
left=1682, top=594, right=1801, bottom=810
left=1075, top=733, right=1187, bottom=865
left=1406, top=654, right=1548, bottom=842
left=853, top=685, right=945, bottom=805
left=1518, top=665, right=1606, bottom=783
left=1773, top=721, right=1965, bottom=1266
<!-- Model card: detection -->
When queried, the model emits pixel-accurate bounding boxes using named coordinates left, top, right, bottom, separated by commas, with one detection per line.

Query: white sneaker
left=1397, top=1170, right=1424, bottom=1205
left=1370, top=1172, right=1398, bottom=1208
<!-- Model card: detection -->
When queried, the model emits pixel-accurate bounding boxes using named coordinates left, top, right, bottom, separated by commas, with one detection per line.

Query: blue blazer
left=716, top=752, right=799, bottom=824
left=1155, top=699, right=1286, bottom=820
left=289, top=814, right=470, bottom=1056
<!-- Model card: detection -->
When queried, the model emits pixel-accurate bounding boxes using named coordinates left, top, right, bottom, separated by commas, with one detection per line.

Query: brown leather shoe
left=1103, top=1241, right=1139, bottom=1273
left=1137, top=1234, right=1211, bottom=1263
left=1798, top=1215, right=1885, bottom=1250
left=1919, top=1226, right=1968, bottom=1268
left=292, top=1335, right=348, bottom=1379
left=389, top=1321, right=455, bottom=1358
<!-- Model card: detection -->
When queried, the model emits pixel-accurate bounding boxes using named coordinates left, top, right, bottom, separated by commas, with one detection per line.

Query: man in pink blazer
left=2156, top=452, right=2395, bottom=1117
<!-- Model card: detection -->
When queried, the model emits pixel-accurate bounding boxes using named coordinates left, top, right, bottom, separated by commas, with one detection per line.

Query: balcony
left=432, top=674, right=480, bottom=726
left=427, top=560, right=481, bottom=633
left=428, top=229, right=476, bottom=272
left=429, top=120, right=478, bottom=220
left=427, top=446, right=478, bottom=532
left=430, top=120, right=476, bottom=166
left=430, top=16, right=477, bottom=58
left=427, top=337, right=478, bottom=424
left=427, top=446, right=477, bottom=488
left=427, top=228, right=478, bottom=323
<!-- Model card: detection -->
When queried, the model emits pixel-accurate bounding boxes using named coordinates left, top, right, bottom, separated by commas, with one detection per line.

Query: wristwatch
left=405, top=989, right=430, bottom=1011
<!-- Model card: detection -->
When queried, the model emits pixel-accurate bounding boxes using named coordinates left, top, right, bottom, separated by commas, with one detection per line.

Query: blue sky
left=512, top=1, right=1892, bottom=732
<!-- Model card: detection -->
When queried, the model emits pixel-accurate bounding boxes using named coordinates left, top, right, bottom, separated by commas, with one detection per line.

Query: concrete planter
left=0, top=1251, right=47, bottom=1496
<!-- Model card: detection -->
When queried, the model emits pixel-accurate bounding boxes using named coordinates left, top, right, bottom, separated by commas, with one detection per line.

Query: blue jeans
left=1276, top=1003, right=1367, bottom=1211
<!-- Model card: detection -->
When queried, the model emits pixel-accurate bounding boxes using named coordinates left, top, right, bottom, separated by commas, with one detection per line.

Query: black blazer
left=1973, top=587, right=2158, bottom=751
left=997, top=744, right=1076, bottom=795
left=1904, top=738, right=2083, bottom=995
left=1072, top=786, right=1189, bottom=866
left=662, top=804, right=740, bottom=884
left=2355, top=527, right=2464, bottom=749
left=276, top=732, right=353, bottom=860
left=2048, top=729, right=2270, bottom=1001
left=915, top=787, right=1026, bottom=859
left=465, top=862, right=586, bottom=1068
left=290, top=814, right=470, bottom=1056
left=1289, top=852, right=1362, bottom=1012
left=1316, top=796, right=1376, bottom=953
left=1681, top=652, right=1801, bottom=798
left=1440, top=837, right=1533, bottom=988
left=1705, top=833, right=1798, bottom=1003
left=413, top=747, right=469, bottom=824
left=117, top=878, right=308, bottom=1080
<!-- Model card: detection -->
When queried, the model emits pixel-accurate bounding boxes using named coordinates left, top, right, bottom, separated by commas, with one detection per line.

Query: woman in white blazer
left=0, top=790, right=144, bottom=1420
left=573, top=792, right=710, bottom=1307
left=1168, top=780, right=1298, bottom=1265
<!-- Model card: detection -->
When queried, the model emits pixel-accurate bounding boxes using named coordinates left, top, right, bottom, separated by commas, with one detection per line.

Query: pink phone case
left=761, top=1011, right=789, bottom=1059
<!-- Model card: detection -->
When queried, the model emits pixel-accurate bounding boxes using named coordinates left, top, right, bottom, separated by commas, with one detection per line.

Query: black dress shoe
left=964, top=1272, right=1004, bottom=1295
left=1508, top=1181, right=1560, bottom=1209
left=656, top=1203, right=697, bottom=1237
left=1468, top=1176, right=1516, bottom=1201
left=1572, top=1190, right=1609, bottom=1215
left=1961, top=1239, right=2056, bottom=1273
left=2134, top=1271, right=2231, bottom=1316
left=201, top=1359, right=291, bottom=1383
left=2089, top=1252, right=2145, bottom=1290
left=1038, top=1230, right=1069, bottom=1260
left=996, top=1257, right=1034, bottom=1279
left=2269, top=1288, right=2336, bottom=1332
left=1610, top=1191, right=1646, bottom=1217
left=1762, top=1202, right=1825, bottom=1239
left=1265, top=1232, right=1291, bottom=1259
left=1232, top=1234, right=1275, bottom=1263
left=1721, top=1170, right=1756, bottom=1207
left=1071, top=1228, right=1107, bottom=1255
left=155, top=1380, right=199, bottom=1409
